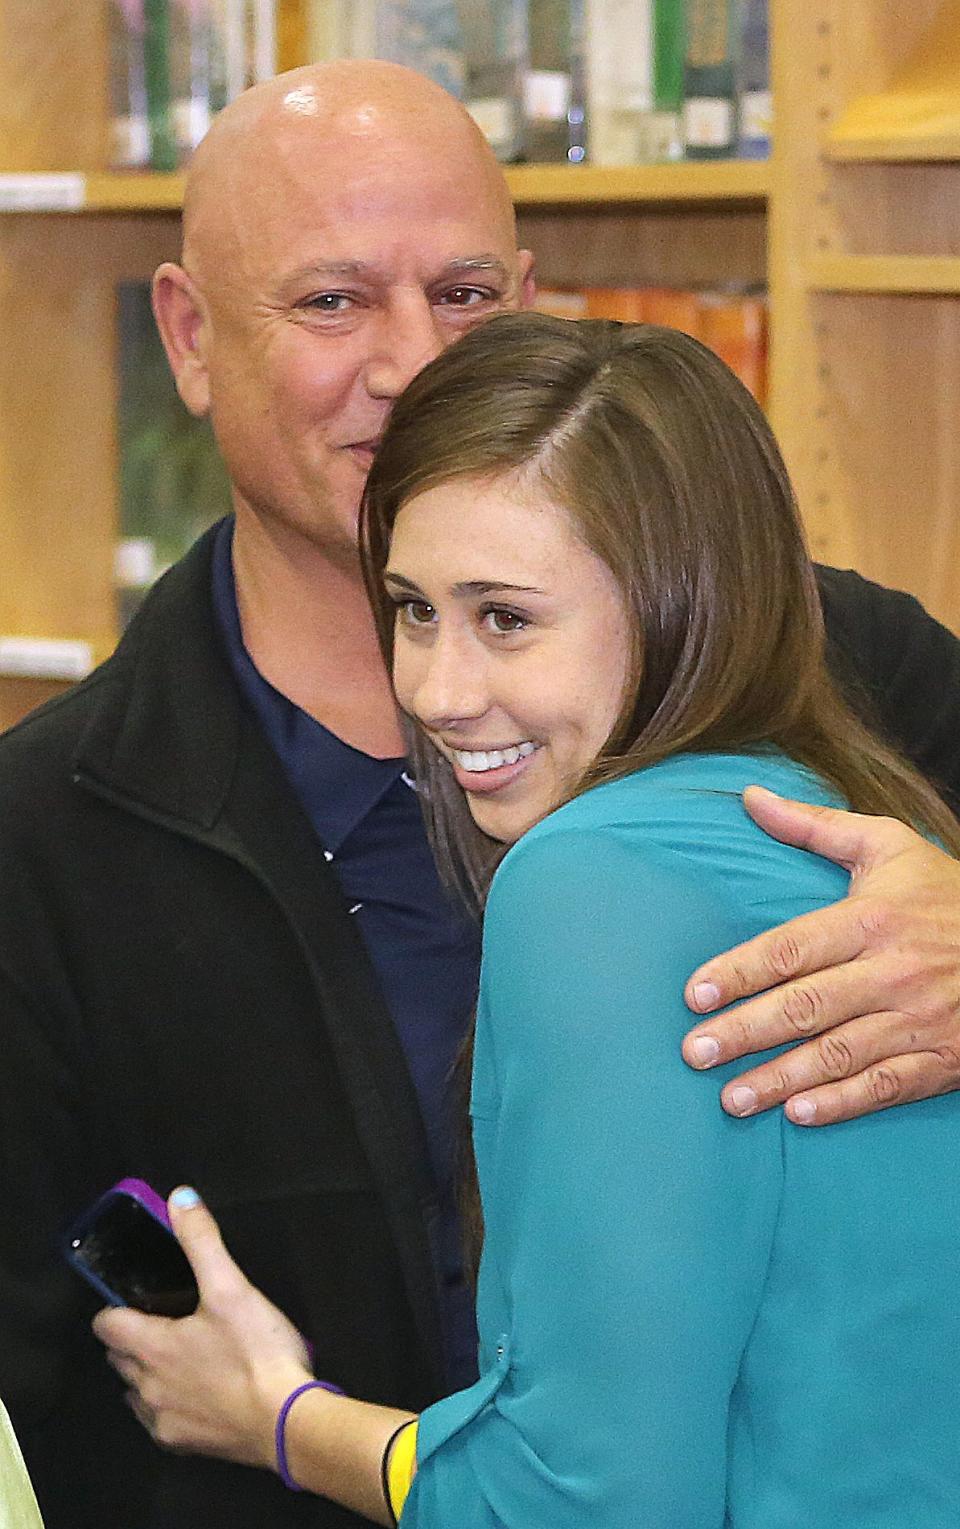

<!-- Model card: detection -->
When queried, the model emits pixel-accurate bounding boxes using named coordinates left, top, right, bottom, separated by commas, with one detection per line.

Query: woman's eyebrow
left=384, top=572, right=545, bottom=597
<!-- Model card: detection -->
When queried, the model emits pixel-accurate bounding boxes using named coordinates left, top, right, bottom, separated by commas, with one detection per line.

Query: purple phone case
left=111, top=1176, right=173, bottom=1228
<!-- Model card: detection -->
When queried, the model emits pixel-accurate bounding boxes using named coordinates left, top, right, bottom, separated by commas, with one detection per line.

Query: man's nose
left=364, top=294, right=445, bottom=399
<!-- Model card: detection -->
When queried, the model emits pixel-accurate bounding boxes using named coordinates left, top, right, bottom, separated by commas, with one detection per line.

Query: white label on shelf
left=0, top=636, right=93, bottom=680
left=0, top=174, right=86, bottom=212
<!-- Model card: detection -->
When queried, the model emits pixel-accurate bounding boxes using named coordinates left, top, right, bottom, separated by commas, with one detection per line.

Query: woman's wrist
left=253, top=1363, right=315, bottom=1472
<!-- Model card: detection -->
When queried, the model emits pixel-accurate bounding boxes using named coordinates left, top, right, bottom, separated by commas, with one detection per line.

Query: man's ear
left=152, top=263, right=212, bottom=417
left=517, top=248, right=538, bottom=311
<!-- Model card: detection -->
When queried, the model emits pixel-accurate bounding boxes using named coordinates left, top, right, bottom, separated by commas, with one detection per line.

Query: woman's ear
left=151, top=263, right=212, bottom=418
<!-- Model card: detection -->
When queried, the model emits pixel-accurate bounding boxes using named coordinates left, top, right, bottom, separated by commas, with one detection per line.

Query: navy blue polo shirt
left=211, top=518, right=480, bottom=1390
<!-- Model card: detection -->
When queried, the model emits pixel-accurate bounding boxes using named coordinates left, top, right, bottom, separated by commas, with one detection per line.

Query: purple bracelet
left=275, top=1378, right=344, bottom=1491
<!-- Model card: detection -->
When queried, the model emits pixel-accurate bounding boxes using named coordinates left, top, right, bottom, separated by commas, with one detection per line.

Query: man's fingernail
left=788, top=1097, right=817, bottom=1125
left=726, top=1085, right=757, bottom=1116
left=690, top=1035, right=721, bottom=1066
left=170, top=1186, right=201, bottom=1209
left=691, top=982, right=721, bottom=1011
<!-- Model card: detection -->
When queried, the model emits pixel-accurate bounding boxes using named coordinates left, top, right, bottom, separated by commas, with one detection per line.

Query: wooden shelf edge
left=82, top=172, right=187, bottom=210
left=0, top=162, right=769, bottom=214
left=825, top=98, right=960, bottom=164
left=505, top=159, right=770, bottom=205
left=807, top=255, right=960, bottom=294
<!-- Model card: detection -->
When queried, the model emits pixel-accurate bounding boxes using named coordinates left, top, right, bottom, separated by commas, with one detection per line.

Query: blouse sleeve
left=405, top=821, right=786, bottom=1528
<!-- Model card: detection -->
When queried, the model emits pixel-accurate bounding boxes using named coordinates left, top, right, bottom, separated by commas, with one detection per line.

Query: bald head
left=182, top=60, right=517, bottom=284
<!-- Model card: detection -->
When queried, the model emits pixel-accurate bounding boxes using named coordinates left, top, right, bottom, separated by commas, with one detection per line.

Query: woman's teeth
left=452, top=742, right=537, bottom=773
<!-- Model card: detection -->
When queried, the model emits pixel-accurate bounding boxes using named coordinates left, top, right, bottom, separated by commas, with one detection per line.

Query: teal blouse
left=403, top=752, right=960, bottom=1526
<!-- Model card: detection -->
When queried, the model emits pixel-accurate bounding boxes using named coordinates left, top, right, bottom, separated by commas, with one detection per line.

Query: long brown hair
left=361, top=311, right=960, bottom=1273
left=361, top=311, right=960, bottom=913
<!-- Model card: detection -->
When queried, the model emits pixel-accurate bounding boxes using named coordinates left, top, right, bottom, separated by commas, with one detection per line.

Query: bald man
left=3, top=60, right=960, bottom=1529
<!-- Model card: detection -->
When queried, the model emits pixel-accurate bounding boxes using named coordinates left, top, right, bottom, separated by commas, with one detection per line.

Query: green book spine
left=653, top=0, right=684, bottom=112
left=650, top=0, right=685, bottom=159
left=682, top=0, right=737, bottom=160
left=144, top=0, right=179, bottom=170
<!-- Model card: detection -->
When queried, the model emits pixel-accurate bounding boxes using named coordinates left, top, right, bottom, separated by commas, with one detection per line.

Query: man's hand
left=682, top=786, right=960, bottom=1125
left=92, top=1188, right=310, bottom=1463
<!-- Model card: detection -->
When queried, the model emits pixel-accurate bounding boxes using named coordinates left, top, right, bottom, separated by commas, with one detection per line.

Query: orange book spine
left=698, top=290, right=768, bottom=405
left=583, top=287, right=649, bottom=321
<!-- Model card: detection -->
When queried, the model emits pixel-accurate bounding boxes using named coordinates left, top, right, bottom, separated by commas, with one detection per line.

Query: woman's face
left=384, top=472, right=632, bottom=843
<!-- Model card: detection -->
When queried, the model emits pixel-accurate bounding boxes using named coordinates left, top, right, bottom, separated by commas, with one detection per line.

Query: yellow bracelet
left=385, top=1419, right=418, bottom=1523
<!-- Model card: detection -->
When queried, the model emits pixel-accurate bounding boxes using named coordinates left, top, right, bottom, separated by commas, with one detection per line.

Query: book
left=116, top=283, right=232, bottom=623
left=108, top=0, right=150, bottom=168
left=698, top=287, right=768, bottom=403
left=144, top=0, right=180, bottom=170
left=585, top=0, right=654, bottom=167
left=169, top=0, right=217, bottom=159
left=523, top=0, right=588, bottom=163
left=682, top=0, right=737, bottom=160
left=327, top=0, right=466, bottom=100
left=534, top=287, right=590, bottom=318
left=649, top=0, right=685, bottom=161
left=737, top=0, right=771, bottom=158
left=457, top=0, right=525, bottom=162
left=583, top=286, right=649, bottom=320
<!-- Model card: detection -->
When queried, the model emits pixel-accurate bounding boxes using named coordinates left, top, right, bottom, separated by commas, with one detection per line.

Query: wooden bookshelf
left=824, top=0, right=960, bottom=163
left=1, top=0, right=960, bottom=728
left=0, top=160, right=769, bottom=214
left=769, top=0, right=960, bottom=631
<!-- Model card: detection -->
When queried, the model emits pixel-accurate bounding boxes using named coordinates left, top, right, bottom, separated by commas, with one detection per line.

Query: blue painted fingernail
left=170, top=1186, right=201, bottom=1208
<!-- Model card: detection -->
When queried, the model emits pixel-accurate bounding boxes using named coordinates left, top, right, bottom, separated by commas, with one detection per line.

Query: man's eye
left=397, top=599, right=436, bottom=626
left=306, top=292, right=354, bottom=314
left=438, top=286, right=494, bottom=308
left=483, top=608, right=527, bottom=634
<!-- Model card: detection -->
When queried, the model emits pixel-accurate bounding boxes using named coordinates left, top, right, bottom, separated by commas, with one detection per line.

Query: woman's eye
left=397, top=599, right=436, bottom=626
left=483, top=608, right=527, bottom=634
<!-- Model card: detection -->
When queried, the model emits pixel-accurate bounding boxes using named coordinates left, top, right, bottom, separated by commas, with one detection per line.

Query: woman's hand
left=92, top=1188, right=311, bottom=1465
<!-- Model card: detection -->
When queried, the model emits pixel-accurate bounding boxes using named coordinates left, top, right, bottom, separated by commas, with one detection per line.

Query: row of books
left=109, top=0, right=279, bottom=170
left=327, top=0, right=769, bottom=165
left=534, top=282, right=768, bottom=401
left=109, top=0, right=770, bottom=171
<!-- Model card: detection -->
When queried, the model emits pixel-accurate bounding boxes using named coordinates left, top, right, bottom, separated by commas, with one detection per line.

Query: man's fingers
left=740, top=786, right=911, bottom=873
left=684, top=899, right=872, bottom=1025
left=781, top=1048, right=960, bottom=1127
left=682, top=950, right=915, bottom=1067
left=715, top=1021, right=960, bottom=1123
left=713, top=1011, right=903, bottom=1116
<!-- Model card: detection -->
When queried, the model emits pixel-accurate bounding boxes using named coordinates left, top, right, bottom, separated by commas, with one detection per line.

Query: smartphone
left=64, top=1177, right=199, bottom=1317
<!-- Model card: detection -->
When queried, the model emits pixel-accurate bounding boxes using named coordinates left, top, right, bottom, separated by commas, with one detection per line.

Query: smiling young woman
left=95, top=313, right=960, bottom=1528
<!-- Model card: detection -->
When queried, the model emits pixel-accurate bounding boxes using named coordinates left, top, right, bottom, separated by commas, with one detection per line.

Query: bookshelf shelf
left=506, top=160, right=770, bottom=206
left=824, top=0, right=960, bottom=165
left=824, top=127, right=960, bottom=164
left=0, top=162, right=770, bottom=215
left=807, top=255, right=960, bottom=295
